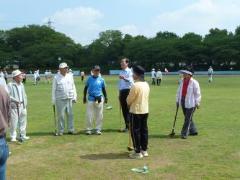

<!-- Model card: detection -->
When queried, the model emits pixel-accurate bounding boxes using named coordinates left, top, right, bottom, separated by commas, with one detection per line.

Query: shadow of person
left=80, top=152, right=129, bottom=160
left=26, top=132, right=54, bottom=137
left=149, top=134, right=181, bottom=139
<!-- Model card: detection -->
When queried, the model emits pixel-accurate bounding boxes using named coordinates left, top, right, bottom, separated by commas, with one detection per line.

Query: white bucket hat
left=12, top=70, right=22, bottom=77
left=59, top=62, right=68, bottom=69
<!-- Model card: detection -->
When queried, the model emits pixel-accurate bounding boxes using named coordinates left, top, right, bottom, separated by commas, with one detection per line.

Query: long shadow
left=80, top=152, right=129, bottom=160
left=102, top=129, right=121, bottom=133
left=27, top=132, right=54, bottom=137
left=149, top=134, right=181, bottom=139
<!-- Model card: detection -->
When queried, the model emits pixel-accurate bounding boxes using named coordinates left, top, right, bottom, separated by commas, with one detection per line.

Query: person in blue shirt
left=83, top=65, right=108, bottom=135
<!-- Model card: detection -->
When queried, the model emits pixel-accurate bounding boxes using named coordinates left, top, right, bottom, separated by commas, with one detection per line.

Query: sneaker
left=86, top=130, right=92, bottom=135
left=141, top=151, right=149, bottom=157
left=189, top=132, right=198, bottom=136
left=95, top=130, right=102, bottom=135
left=22, top=136, right=30, bottom=140
left=181, top=135, right=187, bottom=139
left=55, top=133, right=63, bottom=136
left=129, top=152, right=143, bottom=159
left=68, top=131, right=77, bottom=135
left=10, top=138, right=17, bottom=142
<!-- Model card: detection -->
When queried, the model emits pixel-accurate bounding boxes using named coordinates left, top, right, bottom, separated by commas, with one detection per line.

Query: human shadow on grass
left=27, top=132, right=54, bottom=137
left=80, top=152, right=129, bottom=160
left=149, top=134, right=181, bottom=139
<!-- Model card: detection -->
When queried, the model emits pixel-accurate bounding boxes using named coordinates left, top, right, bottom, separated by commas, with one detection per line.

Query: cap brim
left=179, top=70, right=192, bottom=75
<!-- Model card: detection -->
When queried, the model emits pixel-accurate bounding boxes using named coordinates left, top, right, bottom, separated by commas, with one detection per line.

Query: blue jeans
left=0, top=137, right=8, bottom=180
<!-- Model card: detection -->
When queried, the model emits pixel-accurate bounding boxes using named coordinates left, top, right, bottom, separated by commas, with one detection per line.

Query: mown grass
left=6, top=75, right=240, bottom=180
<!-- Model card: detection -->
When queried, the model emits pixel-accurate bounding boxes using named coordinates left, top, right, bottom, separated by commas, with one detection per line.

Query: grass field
left=6, top=75, right=240, bottom=180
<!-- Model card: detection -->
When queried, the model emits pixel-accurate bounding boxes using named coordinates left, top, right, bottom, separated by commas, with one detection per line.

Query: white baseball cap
left=59, top=62, right=68, bottom=69
left=12, top=70, right=22, bottom=77
left=179, top=70, right=193, bottom=75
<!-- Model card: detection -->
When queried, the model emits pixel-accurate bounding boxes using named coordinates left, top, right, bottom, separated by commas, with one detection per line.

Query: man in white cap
left=176, top=68, right=201, bottom=139
left=156, top=69, right=162, bottom=86
left=8, top=69, right=29, bottom=142
left=208, top=66, right=213, bottom=83
left=151, top=68, right=156, bottom=85
left=52, top=62, right=77, bottom=136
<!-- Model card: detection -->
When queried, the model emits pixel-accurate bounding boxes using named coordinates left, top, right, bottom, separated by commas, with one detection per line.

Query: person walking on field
left=151, top=68, right=156, bottom=85
left=0, top=86, right=10, bottom=180
left=118, top=58, right=134, bottom=132
left=208, top=66, right=213, bottom=83
left=8, top=70, right=29, bottom=142
left=52, top=63, right=77, bottom=136
left=127, top=65, right=150, bottom=159
left=80, top=71, right=85, bottom=82
left=83, top=65, right=108, bottom=135
left=156, top=69, right=162, bottom=86
left=176, top=68, right=201, bottom=139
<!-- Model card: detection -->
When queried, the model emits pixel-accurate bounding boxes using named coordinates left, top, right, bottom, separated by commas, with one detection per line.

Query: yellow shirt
left=127, top=81, right=150, bottom=114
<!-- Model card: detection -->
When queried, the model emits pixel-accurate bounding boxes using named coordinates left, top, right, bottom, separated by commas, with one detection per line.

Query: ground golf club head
left=127, top=146, right=134, bottom=151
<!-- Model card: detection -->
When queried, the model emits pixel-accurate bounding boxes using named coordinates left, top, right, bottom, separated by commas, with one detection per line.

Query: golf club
left=169, top=103, right=179, bottom=137
left=53, top=105, right=58, bottom=136
left=127, top=118, right=134, bottom=151
left=16, top=103, right=24, bottom=143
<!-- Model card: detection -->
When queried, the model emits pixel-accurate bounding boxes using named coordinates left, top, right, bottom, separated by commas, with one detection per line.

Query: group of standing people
left=0, top=59, right=203, bottom=179
left=151, top=68, right=162, bottom=86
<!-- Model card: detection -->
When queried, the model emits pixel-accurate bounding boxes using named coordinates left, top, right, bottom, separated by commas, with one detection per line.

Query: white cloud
left=150, top=0, right=240, bottom=36
left=43, top=6, right=104, bottom=45
left=118, top=24, right=139, bottom=36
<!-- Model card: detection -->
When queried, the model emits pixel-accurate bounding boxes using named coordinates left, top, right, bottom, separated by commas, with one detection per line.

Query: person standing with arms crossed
left=0, top=86, right=10, bottom=180
left=176, top=68, right=201, bottom=139
left=127, top=65, right=150, bottom=159
left=118, top=58, right=134, bottom=132
left=52, top=63, right=77, bottom=136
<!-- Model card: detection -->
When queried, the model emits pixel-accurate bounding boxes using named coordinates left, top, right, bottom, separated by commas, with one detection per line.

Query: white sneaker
left=86, top=130, right=92, bottom=135
left=22, top=136, right=30, bottom=140
left=141, top=151, right=149, bottom=157
left=95, top=130, right=102, bottom=135
left=11, top=138, right=17, bottom=142
left=129, top=152, right=143, bottom=159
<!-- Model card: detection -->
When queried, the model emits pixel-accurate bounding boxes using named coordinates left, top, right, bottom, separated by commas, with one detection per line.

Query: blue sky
left=1, top=0, right=240, bottom=45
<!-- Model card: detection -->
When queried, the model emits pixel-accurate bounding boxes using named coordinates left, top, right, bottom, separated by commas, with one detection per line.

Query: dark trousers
left=0, top=137, right=8, bottom=180
left=157, top=78, right=161, bottom=86
left=119, top=89, right=130, bottom=129
left=152, top=78, right=156, bottom=85
left=130, top=113, right=148, bottom=153
left=181, top=98, right=197, bottom=136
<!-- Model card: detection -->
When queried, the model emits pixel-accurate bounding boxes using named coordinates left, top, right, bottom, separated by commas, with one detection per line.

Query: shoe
left=68, top=131, right=77, bottom=135
left=189, top=132, right=198, bottom=136
left=22, top=136, right=30, bottom=140
left=10, top=138, right=17, bottom=142
left=141, top=151, right=149, bottom=157
left=95, top=130, right=102, bottom=135
left=56, top=133, right=63, bottom=136
left=86, top=130, right=92, bottom=135
left=129, top=152, right=143, bottom=159
left=181, top=135, right=187, bottom=139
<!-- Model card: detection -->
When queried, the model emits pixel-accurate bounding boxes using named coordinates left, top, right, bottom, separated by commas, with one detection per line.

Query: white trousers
left=56, top=99, right=74, bottom=133
left=86, top=100, right=104, bottom=131
left=10, top=105, right=27, bottom=139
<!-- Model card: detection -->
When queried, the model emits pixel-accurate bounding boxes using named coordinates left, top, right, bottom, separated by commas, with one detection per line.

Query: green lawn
left=7, top=75, right=240, bottom=180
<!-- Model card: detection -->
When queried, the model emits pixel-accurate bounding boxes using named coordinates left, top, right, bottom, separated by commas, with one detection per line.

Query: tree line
left=1, top=25, right=240, bottom=72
